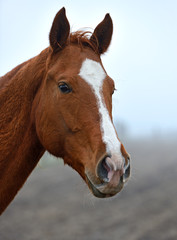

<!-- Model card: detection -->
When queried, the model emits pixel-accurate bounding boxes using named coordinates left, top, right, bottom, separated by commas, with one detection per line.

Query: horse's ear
left=90, top=14, right=113, bottom=54
left=49, top=7, right=70, bottom=52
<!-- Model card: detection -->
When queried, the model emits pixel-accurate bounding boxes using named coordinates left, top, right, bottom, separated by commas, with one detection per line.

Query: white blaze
left=79, top=58, right=122, bottom=168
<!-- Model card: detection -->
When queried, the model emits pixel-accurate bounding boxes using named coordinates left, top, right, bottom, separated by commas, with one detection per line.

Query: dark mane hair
left=69, top=31, right=98, bottom=53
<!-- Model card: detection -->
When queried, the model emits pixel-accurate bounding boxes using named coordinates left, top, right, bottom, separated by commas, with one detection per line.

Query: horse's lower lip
left=86, top=175, right=111, bottom=198
left=85, top=173, right=123, bottom=198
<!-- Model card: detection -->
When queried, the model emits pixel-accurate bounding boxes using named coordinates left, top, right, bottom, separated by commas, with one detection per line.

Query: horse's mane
left=69, top=31, right=98, bottom=53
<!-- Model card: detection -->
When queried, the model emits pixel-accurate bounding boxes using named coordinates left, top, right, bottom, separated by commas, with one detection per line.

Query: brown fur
left=0, top=8, right=129, bottom=214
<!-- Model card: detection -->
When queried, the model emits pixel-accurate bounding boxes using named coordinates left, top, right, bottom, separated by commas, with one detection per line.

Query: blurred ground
left=0, top=135, right=177, bottom=240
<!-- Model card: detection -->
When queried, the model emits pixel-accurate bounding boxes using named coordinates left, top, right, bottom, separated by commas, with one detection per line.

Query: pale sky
left=0, top=0, right=177, bottom=137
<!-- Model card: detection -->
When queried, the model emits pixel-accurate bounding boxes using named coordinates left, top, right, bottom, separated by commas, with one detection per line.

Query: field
left=0, top=135, right=177, bottom=240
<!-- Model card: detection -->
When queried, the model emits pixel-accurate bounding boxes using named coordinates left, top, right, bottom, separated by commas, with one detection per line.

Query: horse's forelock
left=69, top=31, right=99, bottom=53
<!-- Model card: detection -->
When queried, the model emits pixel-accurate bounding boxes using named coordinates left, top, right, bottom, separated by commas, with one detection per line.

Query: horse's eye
left=58, top=82, right=72, bottom=94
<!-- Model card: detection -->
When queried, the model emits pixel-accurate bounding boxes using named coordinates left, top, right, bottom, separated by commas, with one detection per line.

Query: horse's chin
left=85, top=172, right=124, bottom=198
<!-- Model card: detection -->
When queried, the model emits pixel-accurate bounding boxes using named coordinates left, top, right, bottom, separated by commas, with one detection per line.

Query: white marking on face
left=79, top=58, right=123, bottom=169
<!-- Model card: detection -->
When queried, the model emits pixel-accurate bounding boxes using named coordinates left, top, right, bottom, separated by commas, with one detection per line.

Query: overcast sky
left=0, top=0, right=177, bottom=137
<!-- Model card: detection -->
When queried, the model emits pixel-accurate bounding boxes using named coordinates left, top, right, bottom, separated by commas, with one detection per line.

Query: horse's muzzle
left=85, top=156, right=130, bottom=198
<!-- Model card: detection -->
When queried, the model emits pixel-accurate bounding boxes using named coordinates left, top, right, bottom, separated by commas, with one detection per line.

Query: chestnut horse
left=0, top=8, right=130, bottom=214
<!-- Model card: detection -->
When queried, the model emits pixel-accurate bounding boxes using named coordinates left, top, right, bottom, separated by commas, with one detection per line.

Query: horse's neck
left=0, top=125, right=45, bottom=214
left=0, top=48, right=49, bottom=214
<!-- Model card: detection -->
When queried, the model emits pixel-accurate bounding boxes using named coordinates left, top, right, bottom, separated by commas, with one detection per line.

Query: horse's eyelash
left=112, top=88, right=117, bottom=95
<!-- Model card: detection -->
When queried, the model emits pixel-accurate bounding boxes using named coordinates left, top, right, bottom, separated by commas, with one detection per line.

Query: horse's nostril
left=97, top=157, right=110, bottom=183
left=97, top=156, right=130, bottom=184
left=123, top=158, right=130, bottom=183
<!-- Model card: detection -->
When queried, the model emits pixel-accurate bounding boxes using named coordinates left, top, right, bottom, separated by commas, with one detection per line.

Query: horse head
left=35, top=8, right=130, bottom=198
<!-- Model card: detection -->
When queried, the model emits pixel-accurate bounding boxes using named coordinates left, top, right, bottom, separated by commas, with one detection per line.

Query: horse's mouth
left=86, top=174, right=125, bottom=198
left=85, top=158, right=130, bottom=198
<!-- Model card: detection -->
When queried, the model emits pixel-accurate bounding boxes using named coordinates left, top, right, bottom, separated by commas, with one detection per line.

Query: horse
left=0, top=7, right=130, bottom=214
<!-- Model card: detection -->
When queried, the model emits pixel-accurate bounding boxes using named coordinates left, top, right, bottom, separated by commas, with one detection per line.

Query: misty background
left=1, top=0, right=176, bottom=138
